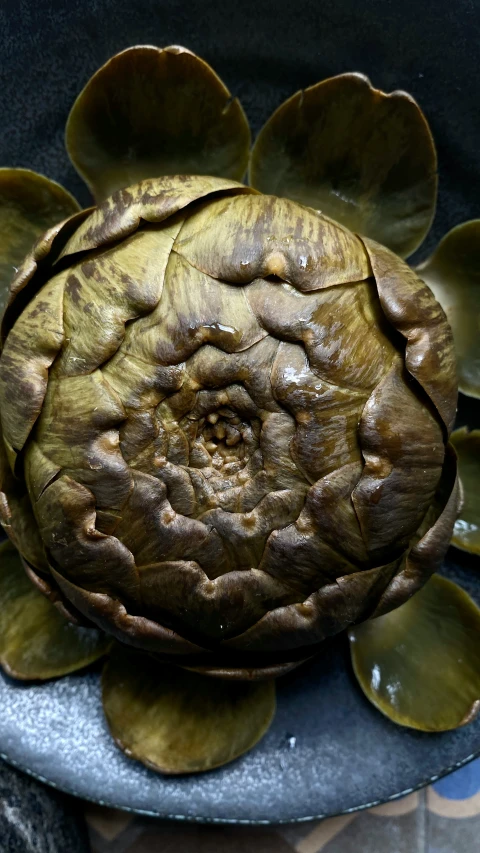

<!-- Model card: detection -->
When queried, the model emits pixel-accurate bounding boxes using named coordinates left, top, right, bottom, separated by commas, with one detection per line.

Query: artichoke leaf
left=66, top=45, right=251, bottom=202
left=102, top=643, right=276, bottom=774
left=0, top=540, right=110, bottom=680
left=249, top=73, right=437, bottom=259
left=0, top=168, right=80, bottom=319
left=416, top=220, right=480, bottom=399
left=361, top=237, right=457, bottom=434
left=349, top=574, right=480, bottom=731
left=450, top=428, right=480, bottom=555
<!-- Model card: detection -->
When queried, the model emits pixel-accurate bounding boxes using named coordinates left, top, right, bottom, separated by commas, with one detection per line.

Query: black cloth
left=0, top=0, right=479, bottom=262
left=0, top=759, right=89, bottom=852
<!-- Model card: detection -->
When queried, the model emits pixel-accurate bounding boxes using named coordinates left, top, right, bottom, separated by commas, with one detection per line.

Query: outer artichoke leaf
left=249, top=73, right=437, bottom=259
left=65, top=45, right=251, bottom=202
left=349, top=574, right=480, bottom=731
left=416, top=221, right=480, bottom=399
left=450, top=428, right=480, bottom=555
left=370, top=444, right=461, bottom=617
left=184, top=660, right=304, bottom=680
left=361, top=237, right=457, bottom=434
left=0, top=540, right=110, bottom=680
left=0, top=168, right=80, bottom=319
left=102, top=643, right=276, bottom=774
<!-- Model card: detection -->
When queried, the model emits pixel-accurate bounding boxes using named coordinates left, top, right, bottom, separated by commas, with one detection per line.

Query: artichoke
left=0, top=44, right=478, bottom=775
left=0, top=174, right=459, bottom=675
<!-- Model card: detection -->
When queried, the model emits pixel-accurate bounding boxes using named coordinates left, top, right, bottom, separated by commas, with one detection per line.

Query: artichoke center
left=186, top=408, right=261, bottom=475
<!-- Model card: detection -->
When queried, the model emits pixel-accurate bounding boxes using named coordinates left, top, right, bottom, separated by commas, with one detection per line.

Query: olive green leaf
left=416, top=221, right=480, bottom=398
left=102, top=644, right=276, bottom=773
left=450, top=428, right=480, bottom=555
left=349, top=574, right=480, bottom=731
left=249, top=73, right=437, bottom=258
left=0, top=539, right=110, bottom=680
left=0, top=168, right=80, bottom=318
left=65, top=45, right=251, bottom=202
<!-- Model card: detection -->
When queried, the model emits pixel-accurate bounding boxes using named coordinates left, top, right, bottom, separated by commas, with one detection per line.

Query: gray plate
left=0, top=552, right=479, bottom=825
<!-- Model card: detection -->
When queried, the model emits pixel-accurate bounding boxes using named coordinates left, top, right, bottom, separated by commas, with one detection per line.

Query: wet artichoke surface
left=0, top=176, right=459, bottom=676
left=450, top=428, right=480, bottom=555
left=350, top=572, right=480, bottom=732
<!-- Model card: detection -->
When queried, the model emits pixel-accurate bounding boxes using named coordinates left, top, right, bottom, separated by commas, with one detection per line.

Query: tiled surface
left=85, top=757, right=480, bottom=852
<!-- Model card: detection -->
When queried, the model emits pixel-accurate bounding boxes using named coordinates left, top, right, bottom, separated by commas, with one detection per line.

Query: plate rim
left=1, top=744, right=479, bottom=825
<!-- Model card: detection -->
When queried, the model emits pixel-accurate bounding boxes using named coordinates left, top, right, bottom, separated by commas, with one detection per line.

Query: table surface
left=84, top=757, right=480, bottom=852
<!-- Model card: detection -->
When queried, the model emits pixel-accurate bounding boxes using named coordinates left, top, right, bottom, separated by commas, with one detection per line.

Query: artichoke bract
left=0, top=175, right=459, bottom=677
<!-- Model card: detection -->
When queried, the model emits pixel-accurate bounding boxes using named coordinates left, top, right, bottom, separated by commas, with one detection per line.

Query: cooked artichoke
left=0, top=173, right=459, bottom=676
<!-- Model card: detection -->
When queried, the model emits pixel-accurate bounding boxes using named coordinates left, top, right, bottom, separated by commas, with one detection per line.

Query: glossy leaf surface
left=350, top=574, right=480, bottom=731
left=66, top=45, right=251, bottom=201
left=0, top=168, right=80, bottom=318
left=0, top=540, right=110, bottom=680
left=250, top=73, right=437, bottom=258
left=102, top=644, right=275, bottom=773
left=416, top=220, right=480, bottom=398
left=450, top=428, right=480, bottom=555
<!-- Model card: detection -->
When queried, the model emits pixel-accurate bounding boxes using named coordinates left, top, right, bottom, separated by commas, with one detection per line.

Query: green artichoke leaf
left=349, top=574, right=480, bottom=731
left=416, top=221, right=480, bottom=399
left=65, top=45, right=251, bottom=202
left=102, top=643, right=276, bottom=774
left=450, top=428, right=480, bottom=555
left=0, top=539, right=110, bottom=680
left=0, top=168, right=80, bottom=319
left=249, top=73, right=437, bottom=259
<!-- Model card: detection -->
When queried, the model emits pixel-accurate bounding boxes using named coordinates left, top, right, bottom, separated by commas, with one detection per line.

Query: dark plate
left=0, top=549, right=479, bottom=825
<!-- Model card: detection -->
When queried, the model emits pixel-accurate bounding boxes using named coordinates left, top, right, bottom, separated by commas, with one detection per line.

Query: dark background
left=0, top=0, right=479, bottom=265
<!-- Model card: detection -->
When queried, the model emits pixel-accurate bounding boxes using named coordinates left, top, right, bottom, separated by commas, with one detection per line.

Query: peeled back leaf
left=102, top=644, right=276, bottom=774
left=0, top=540, right=110, bottom=680
left=416, top=220, right=480, bottom=399
left=249, top=73, right=437, bottom=259
left=0, top=168, right=80, bottom=318
left=450, top=428, right=480, bottom=555
left=65, top=45, right=251, bottom=201
left=349, top=574, right=480, bottom=731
